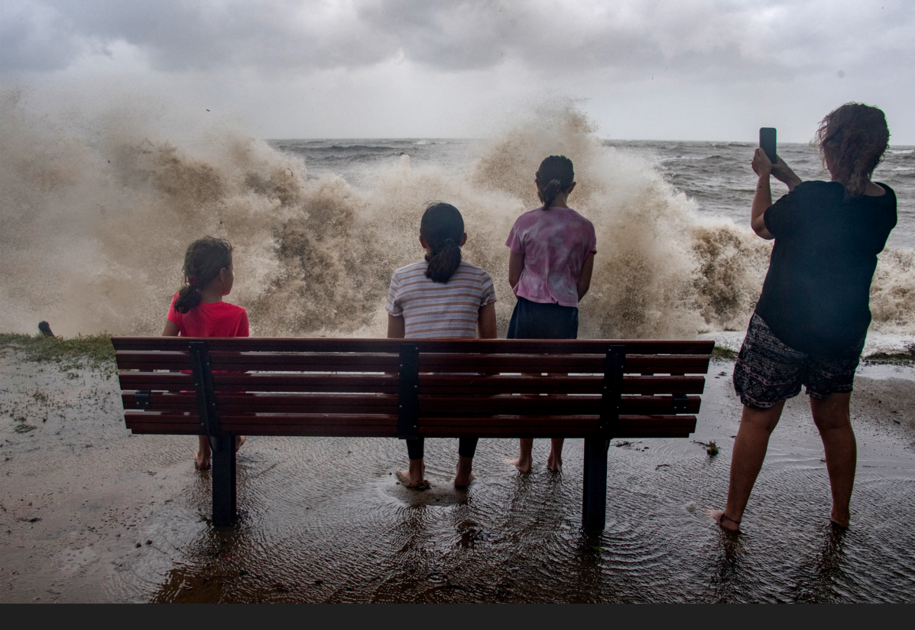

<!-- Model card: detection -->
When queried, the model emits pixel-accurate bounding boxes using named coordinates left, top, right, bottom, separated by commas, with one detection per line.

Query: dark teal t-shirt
left=756, top=181, right=897, bottom=357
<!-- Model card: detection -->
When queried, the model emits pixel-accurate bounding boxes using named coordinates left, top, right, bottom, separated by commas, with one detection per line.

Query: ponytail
left=426, top=237, right=462, bottom=283
left=420, top=203, right=464, bottom=283
left=174, top=236, right=233, bottom=314
left=174, top=284, right=203, bottom=314
left=535, top=155, right=574, bottom=210
left=540, top=179, right=563, bottom=212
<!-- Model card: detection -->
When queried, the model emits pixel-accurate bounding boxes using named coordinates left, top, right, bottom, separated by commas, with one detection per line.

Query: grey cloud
left=0, top=2, right=81, bottom=71
left=4, top=0, right=913, bottom=83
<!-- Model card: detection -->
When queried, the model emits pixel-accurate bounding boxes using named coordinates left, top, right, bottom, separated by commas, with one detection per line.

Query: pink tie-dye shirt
left=505, top=206, right=597, bottom=307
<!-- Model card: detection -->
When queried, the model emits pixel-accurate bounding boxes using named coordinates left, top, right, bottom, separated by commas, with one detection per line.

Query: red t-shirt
left=167, top=292, right=249, bottom=338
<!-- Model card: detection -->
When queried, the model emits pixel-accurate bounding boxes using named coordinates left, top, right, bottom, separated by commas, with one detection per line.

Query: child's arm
left=387, top=314, right=405, bottom=339
left=477, top=303, right=497, bottom=339
left=162, top=321, right=179, bottom=336
left=508, top=251, right=524, bottom=289
left=577, top=252, right=595, bottom=301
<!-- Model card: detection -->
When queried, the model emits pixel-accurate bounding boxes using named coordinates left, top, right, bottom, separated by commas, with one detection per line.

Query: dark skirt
left=506, top=296, right=579, bottom=340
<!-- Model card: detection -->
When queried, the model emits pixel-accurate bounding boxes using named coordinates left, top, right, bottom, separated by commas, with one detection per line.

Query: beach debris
left=38, top=321, right=54, bottom=338
left=655, top=464, right=670, bottom=470
left=692, top=440, right=719, bottom=456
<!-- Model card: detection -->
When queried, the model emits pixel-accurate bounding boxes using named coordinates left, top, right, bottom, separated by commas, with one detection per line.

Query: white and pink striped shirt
left=386, top=261, right=497, bottom=339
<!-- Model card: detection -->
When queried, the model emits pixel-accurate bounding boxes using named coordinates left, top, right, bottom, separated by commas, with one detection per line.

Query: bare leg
left=711, top=401, right=785, bottom=531
left=396, top=458, right=429, bottom=488
left=547, top=438, right=564, bottom=472
left=511, top=438, right=533, bottom=473
left=195, top=435, right=212, bottom=470
left=235, top=435, right=246, bottom=452
left=810, top=393, right=855, bottom=528
left=454, top=455, right=475, bottom=488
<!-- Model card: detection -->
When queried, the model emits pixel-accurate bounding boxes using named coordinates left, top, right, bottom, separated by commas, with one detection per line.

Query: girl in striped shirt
left=386, top=203, right=497, bottom=488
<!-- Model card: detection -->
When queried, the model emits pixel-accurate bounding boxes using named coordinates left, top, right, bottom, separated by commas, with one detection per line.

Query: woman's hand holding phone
left=752, top=148, right=802, bottom=191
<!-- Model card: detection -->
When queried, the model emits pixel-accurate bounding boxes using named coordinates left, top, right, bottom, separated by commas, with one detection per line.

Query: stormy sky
left=2, top=0, right=913, bottom=142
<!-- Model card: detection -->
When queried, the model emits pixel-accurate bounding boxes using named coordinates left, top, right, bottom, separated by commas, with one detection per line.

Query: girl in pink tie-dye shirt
left=505, top=155, right=597, bottom=474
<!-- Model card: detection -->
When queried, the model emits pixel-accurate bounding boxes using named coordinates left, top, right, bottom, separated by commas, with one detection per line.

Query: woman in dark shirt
left=712, top=103, right=897, bottom=532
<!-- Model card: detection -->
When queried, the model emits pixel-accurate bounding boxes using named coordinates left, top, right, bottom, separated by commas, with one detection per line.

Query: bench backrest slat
left=112, top=337, right=713, bottom=355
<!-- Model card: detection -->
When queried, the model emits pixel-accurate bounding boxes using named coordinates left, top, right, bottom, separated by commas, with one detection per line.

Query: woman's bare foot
left=709, top=509, right=740, bottom=532
left=509, top=456, right=532, bottom=474
left=454, top=456, right=475, bottom=488
left=235, top=435, right=246, bottom=452
left=194, top=450, right=211, bottom=471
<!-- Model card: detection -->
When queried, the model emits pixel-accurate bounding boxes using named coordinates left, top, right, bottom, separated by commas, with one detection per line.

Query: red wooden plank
left=416, top=395, right=701, bottom=416
left=112, top=336, right=715, bottom=355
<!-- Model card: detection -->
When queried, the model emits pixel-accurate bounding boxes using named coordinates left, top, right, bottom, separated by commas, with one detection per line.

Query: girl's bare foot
left=396, top=458, right=429, bottom=489
left=512, top=438, right=534, bottom=473
left=395, top=470, right=431, bottom=489
left=547, top=438, right=564, bottom=472
left=194, top=450, right=211, bottom=471
left=454, top=456, right=475, bottom=488
left=235, top=435, right=246, bottom=452
left=830, top=512, right=850, bottom=529
left=709, top=509, right=740, bottom=532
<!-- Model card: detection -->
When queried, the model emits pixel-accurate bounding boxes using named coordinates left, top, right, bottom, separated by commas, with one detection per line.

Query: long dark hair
left=420, top=203, right=464, bottom=283
left=174, top=236, right=233, bottom=314
left=814, top=103, right=890, bottom=198
left=535, top=155, right=574, bottom=211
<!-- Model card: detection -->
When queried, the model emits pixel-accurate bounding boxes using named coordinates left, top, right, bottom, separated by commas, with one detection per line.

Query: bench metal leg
left=582, top=437, right=611, bottom=531
left=211, top=435, right=236, bottom=526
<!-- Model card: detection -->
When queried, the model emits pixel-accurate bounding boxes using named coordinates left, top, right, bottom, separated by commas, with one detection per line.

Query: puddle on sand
left=3, top=355, right=915, bottom=602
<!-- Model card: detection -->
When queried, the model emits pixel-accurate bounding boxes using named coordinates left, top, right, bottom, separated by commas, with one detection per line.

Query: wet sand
left=1, top=350, right=914, bottom=603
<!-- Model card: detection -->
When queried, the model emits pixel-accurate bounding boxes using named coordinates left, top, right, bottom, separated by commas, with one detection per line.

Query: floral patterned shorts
left=732, top=313, right=864, bottom=409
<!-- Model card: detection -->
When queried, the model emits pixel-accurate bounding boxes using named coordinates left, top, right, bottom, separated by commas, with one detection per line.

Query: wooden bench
left=112, top=337, right=714, bottom=530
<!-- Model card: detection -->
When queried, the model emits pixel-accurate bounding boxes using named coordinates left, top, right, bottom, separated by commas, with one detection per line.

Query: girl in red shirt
left=162, top=237, right=249, bottom=470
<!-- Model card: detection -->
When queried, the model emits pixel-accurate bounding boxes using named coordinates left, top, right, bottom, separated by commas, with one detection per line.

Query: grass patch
left=0, top=332, right=116, bottom=374
left=711, top=346, right=738, bottom=361
left=863, top=343, right=915, bottom=367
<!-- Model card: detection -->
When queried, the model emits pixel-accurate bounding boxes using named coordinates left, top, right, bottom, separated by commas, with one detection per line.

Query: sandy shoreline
left=1, top=348, right=914, bottom=603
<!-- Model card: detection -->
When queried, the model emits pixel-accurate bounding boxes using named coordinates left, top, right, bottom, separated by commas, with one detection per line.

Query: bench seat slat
left=112, top=337, right=715, bottom=355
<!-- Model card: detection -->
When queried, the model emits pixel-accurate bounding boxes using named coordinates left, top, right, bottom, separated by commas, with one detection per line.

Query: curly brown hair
left=814, top=103, right=890, bottom=198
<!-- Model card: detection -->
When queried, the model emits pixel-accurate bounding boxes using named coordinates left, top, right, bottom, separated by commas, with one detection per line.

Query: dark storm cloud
left=2, top=0, right=912, bottom=81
